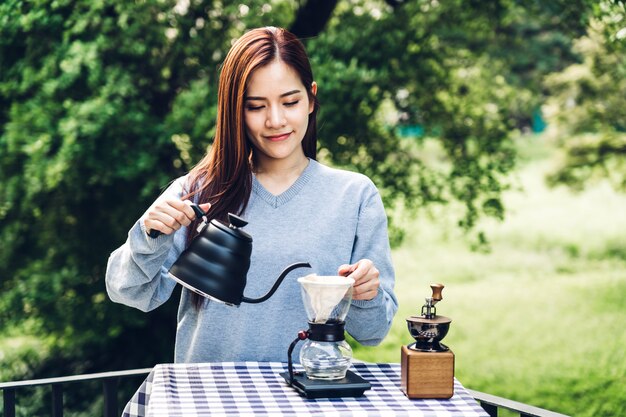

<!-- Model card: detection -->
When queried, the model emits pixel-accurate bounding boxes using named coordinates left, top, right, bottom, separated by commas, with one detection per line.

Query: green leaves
left=0, top=1, right=610, bottom=399
left=544, top=6, right=626, bottom=192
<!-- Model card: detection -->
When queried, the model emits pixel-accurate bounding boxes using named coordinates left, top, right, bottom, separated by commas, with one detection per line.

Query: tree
left=0, top=0, right=261, bottom=380
left=0, top=0, right=599, bottom=403
left=543, top=2, right=626, bottom=191
left=305, top=0, right=594, bottom=242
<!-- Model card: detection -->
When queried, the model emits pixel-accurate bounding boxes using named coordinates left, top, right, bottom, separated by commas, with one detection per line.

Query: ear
left=309, top=81, right=318, bottom=114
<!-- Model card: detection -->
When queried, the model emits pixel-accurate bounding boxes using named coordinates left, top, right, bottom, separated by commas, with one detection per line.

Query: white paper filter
left=297, top=275, right=354, bottom=323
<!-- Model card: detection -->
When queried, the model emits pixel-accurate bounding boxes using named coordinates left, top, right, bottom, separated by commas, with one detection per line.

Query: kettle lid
left=211, top=213, right=252, bottom=242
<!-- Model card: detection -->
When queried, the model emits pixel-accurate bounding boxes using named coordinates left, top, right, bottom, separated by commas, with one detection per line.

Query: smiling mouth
left=265, top=132, right=292, bottom=142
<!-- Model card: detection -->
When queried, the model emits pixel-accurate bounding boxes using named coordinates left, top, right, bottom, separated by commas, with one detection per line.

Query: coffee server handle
left=287, top=331, right=309, bottom=385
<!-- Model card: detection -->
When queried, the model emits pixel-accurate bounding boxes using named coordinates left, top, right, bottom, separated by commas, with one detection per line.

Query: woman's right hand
left=144, top=200, right=211, bottom=236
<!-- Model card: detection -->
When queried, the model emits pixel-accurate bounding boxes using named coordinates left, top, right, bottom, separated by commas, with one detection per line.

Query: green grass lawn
left=352, top=136, right=626, bottom=417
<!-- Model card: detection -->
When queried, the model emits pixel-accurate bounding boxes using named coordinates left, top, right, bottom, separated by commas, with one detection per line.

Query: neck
left=254, top=151, right=308, bottom=176
left=253, top=154, right=310, bottom=195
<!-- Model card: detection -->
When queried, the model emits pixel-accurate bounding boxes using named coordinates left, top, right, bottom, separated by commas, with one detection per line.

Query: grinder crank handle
left=430, top=283, right=444, bottom=302
left=147, top=203, right=207, bottom=238
left=421, top=283, right=445, bottom=318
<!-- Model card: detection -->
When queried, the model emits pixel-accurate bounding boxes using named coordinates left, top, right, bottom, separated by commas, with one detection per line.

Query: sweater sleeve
left=105, top=178, right=188, bottom=312
left=345, top=184, right=399, bottom=346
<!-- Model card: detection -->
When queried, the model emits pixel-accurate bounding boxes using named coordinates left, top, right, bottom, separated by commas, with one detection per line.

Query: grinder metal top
left=407, top=283, right=451, bottom=324
left=405, top=283, right=451, bottom=352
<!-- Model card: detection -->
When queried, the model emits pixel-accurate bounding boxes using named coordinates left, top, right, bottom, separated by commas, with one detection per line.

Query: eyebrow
left=244, top=89, right=302, bottom=101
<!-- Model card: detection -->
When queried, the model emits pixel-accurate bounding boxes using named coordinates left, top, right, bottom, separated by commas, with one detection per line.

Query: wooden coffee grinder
left=401, top=283, right=454, bottom=399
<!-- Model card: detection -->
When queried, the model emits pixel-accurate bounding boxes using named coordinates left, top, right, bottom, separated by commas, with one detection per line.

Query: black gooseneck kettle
left=150, top=204, right=311, bottom=306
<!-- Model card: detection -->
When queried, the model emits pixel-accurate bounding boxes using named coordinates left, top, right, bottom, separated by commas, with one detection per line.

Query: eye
left=284, top=100, right=299, bottom=107
left=246, top=105, right=264, bottom=111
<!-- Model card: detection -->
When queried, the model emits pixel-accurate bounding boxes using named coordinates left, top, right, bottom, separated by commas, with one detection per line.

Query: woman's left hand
left=337, top=259, right=380, bottom=301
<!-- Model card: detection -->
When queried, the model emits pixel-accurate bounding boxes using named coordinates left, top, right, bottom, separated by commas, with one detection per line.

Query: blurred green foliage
left=0, top=0, right=622, bottom=414
left=543, top=1, right=626, bottom=191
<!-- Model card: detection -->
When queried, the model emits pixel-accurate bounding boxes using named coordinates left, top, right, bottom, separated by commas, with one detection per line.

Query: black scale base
left=279, top=370, right=371, bottom=399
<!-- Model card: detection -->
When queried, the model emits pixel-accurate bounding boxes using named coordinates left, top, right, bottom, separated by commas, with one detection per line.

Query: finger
left=337, top=264, right=356, bottom=276
left=354, top=274, right=380, bottom=291
left=149, top=209, right=185, bottom=231
left=159, top=201, right=195, bottom=227
left=147, top=202, right=190, bottom=231
left=198, top=202, right=212, bottom=213
left=175, top=200, right=199, bottom=223
left=353, top=286, right=378, bottom=301
left=349, top=260, right=375, bottom=284
left=144, top=218, right=176, bottom=236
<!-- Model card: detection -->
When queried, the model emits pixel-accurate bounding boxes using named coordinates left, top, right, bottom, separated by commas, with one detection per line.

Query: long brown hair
left=183, top=27, right=320, bottom=306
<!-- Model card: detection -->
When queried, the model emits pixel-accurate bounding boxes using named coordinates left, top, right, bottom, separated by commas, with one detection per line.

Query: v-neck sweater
left=251, top=160, right=313, bottom=208
left=105, top=159, right=398, bottom=363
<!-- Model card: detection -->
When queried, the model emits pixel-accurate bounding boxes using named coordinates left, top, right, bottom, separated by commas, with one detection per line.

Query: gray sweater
left=106, top=159, right=398, bottom=363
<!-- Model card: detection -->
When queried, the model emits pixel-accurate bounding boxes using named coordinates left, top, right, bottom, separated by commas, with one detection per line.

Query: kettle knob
left=228, top=213, right=248, bottom=228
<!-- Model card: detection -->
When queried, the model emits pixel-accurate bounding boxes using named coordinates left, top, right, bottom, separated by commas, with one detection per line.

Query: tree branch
left=289, top=0, right=339, bottom=39
left=384, top=0, right=404, bottom=8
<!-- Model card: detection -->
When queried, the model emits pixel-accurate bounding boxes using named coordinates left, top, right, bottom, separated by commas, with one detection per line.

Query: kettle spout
left=241, top=262, right=312, bottom=304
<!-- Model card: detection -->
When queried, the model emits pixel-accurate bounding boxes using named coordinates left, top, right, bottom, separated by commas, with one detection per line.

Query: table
left=123, top=362, right=489, bottom=417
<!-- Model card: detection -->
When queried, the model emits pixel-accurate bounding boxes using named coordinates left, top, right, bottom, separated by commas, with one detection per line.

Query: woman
left=106, top=27, right=398, bottom=363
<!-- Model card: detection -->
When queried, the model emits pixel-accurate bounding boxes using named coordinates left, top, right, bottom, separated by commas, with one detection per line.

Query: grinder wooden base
left=400, top=344, right=455, bottom=399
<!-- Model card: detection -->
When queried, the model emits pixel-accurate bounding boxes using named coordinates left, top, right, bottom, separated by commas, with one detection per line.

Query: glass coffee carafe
left=281, top=274, right=370, bottom=398
left=296, top=275, right=354, bottom=380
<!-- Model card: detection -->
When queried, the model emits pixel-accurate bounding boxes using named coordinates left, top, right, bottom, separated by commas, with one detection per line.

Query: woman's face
left=244, top=60, right=316, bottom=166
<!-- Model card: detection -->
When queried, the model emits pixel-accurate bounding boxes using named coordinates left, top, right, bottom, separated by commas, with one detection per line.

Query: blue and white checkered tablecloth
left=122, top=362, right=489, bottom=417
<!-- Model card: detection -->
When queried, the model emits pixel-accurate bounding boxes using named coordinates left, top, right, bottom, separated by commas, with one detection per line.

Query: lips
left=264, top=132, right=292, bottom=142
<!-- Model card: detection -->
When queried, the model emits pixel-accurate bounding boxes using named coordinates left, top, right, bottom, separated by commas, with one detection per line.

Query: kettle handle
left=147, top=203, right=208, bottom=238
left=241, top=262, right=312, bottom=304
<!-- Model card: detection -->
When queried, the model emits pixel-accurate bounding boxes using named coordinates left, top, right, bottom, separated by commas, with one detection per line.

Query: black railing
left=466, top=389, right=571, bottom=417
left=0, top=368, right=151, bottom=417
left=0, top=369, right=571, bottom=417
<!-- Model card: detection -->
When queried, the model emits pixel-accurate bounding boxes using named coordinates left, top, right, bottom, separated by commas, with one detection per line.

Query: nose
left=265, top=105, right=286, bottom=129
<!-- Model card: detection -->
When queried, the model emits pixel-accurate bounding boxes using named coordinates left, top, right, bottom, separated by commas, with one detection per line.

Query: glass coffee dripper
left=296, top=274, right=354, bottom=380
left=281, top=274, right=371, bottom=398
